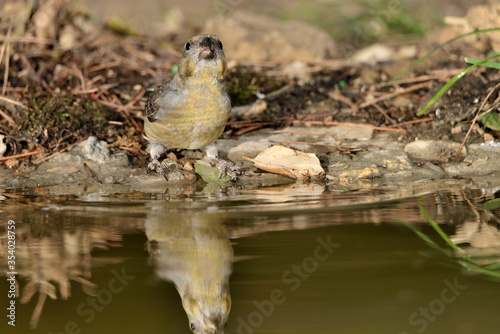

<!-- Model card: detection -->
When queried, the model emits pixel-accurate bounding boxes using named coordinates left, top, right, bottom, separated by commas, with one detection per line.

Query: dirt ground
left=0, top=0, right=499, bottom=186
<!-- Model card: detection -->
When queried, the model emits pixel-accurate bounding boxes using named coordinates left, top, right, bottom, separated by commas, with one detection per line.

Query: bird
left=143, top=34, right=239, bottom=181
left=145, top=209, right=233, bottom=334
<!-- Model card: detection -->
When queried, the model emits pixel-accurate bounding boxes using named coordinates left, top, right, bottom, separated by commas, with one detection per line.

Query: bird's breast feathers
left=144, top=82, right=230, bottom=150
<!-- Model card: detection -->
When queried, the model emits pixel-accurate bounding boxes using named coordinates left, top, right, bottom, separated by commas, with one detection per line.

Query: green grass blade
left=417, top=54, right=500, bottom=116
left=399, top=220, right=453, bottom=256
left=393, top=27, right=500, bottom=80
left=418, top=197, right=462, bottom=251
left=401, top=197, right=500, bottom=279
left=465, top=57, right=500, bottom=69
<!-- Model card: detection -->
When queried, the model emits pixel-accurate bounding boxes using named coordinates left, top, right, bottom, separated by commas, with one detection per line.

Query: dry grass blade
left=328, top=91, right=356, bottom=111
left=29, top=292, right=47, bottom=329
left=0, top=107, right=19, bottom=128
left=0, top=95, right=31, bottom=110
left=1, top=20, right=13, bottom=96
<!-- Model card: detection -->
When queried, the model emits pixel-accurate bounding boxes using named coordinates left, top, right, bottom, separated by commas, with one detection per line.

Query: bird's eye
left=218, top=41, right=223, bottom=50
left=190, top=323, right=195, bottom=331
left=185, top=42, right=191, bottom=51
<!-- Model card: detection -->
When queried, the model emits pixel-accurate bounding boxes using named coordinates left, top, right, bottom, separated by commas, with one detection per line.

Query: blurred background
left=82, top=0, right=490, bottom=46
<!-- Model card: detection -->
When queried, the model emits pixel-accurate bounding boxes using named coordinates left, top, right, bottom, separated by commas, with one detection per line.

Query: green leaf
left=194, top=160, right=232, bottom=185
left=483, top=198, right=500, bottom=211
left=480, top=111, right=500, bottom=131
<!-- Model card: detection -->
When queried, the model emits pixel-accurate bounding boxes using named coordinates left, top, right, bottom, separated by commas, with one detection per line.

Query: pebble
left=404, top=140, right=466, bottom=162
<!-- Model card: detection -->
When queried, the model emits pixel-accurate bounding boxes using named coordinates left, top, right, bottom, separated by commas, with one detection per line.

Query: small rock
left=396, top=45, right=418, bottom=59
left=484, top=133, right=495, bottom=141
left=443, top=145, right=500, bottom=176
left=404, top=140, right=466, bottom=162
left=228, top=140, right=270, bottom=162
left=330, top=124, right=373, bottom=141
left=73, top=136, right=111, bottom=163
left=382, top=157, right=413, bottom=172
left=5, top=159, right=19, bottom=168
left=392, top=96, right=413, bottom=108
left=167, top=152, right=178, bottom=161
left=183, top=161, right=194, bottom=172
left=0, top=135, right=6, bottom=157
left=231, top=99, right=268, bottom=120
left=358, top=67, right=380, bottom=85
left=339, top=166, right=381, bottom=179
left=451, top=125, right=464, bottom=134
left=59, top=24, right=77, bottom=51
left=162, top=159, right=190, bottom=182
left=352, top=43, right=394, bottom=65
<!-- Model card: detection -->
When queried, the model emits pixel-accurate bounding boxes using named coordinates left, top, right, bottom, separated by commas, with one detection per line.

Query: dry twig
left=359, top=81, right=431, bottom=109
left=0, top=149, right=45, bottom=162
left=456, top=82, right=500, bottom=159
left=83, top=162, right=102, bottom=184
left=292, top=120, right=409, bottom=132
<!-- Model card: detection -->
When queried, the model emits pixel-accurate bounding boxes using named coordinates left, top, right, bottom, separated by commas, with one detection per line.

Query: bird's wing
left=144, top=79, right=181, bottom=123
left=144, top=86, right=164, bottom=122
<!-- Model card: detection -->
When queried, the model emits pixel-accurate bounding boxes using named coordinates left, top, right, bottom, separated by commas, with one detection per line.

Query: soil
left=0, top=0, right=499, bottom=192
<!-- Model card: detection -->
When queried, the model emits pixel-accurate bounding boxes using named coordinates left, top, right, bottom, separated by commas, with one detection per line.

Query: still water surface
left=1, top=182, right=500, bottom=334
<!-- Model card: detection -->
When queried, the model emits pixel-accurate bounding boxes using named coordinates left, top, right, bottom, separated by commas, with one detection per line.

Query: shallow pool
left=1, top=182, right=499, bottom=334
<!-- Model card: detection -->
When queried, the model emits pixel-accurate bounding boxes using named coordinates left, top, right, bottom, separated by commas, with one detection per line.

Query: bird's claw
left=147, top=159, right=169, bottom=181
left=214, top=157, right=240, bottom=181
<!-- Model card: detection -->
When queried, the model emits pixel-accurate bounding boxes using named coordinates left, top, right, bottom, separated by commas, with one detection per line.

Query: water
left=1, top=182, right=500, bottom=334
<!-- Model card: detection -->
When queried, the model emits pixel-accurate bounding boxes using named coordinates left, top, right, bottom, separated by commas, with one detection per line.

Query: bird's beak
left=198, top=37, right=216, bottom=60
left=198, top=47, right=215, bottom=60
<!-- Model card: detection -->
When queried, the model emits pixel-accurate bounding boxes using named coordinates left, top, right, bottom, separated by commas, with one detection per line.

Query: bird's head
left=182, top=288, right=231, bottom=334
left=178, top=34, right=227, bottom=83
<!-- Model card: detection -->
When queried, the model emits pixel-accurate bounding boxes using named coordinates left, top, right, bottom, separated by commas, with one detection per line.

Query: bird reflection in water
left=146, top=209, right=233, bottom=334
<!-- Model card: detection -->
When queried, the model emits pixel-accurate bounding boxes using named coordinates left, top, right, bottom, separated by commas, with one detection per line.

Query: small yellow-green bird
left=144, top=34, right=238, bottom=180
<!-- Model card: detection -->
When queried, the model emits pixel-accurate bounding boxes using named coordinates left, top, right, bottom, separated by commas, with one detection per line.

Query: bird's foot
left=214, top=156, right=240, bottom=181
left=147, top=159, right=169, bottom=181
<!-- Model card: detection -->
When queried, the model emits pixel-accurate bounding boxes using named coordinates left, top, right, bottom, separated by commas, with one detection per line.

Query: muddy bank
left=1, top=1, right=500, bottom=195
left=1, top=125, right=499, bottom=196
